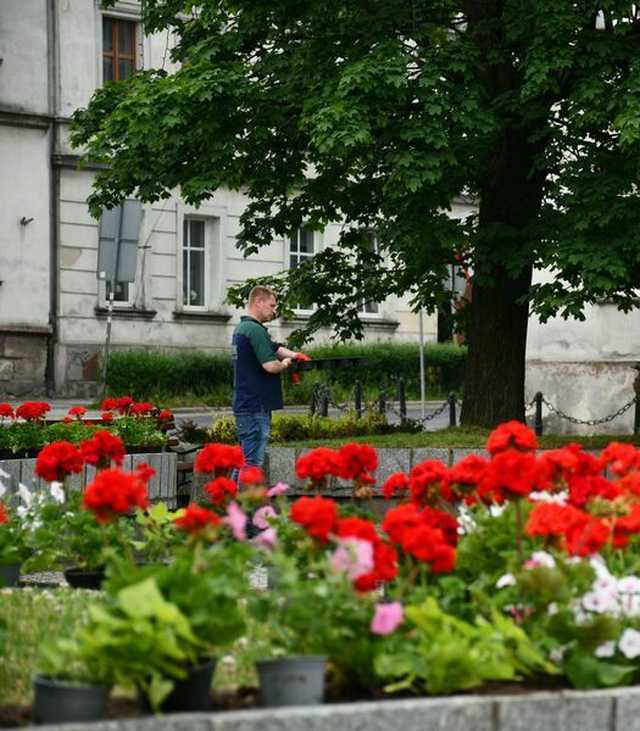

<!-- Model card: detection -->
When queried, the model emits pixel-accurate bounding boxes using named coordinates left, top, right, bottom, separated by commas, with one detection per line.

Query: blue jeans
left=234, top=410, right=271, bottom=468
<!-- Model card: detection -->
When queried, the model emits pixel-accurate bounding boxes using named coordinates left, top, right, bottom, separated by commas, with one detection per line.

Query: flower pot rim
left=257, top=655, right=327, bottom=665
left=33, top=674, right=111, bottom=691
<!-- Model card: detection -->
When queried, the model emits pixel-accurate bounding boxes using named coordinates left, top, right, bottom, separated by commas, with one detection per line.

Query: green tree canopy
left=73, top=1, right=640, bottom=425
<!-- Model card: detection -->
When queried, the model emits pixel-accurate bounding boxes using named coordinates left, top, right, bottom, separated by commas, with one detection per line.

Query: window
left=102, top=17, right=136, bottom=83
left=358, top=231, right=380, bottom=315
left=183, top=219, right=206, bottom=308
left=106, top=280, right=131, bottom=305
left=288, top=227, right=316, bottom=310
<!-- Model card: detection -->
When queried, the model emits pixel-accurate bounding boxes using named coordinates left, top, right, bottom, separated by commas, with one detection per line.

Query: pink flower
left=330, top=537, right=374, bottom=581
left=224, top=501, right=247, bottom=541
left=370, top=602, right=404, bottom=635
left=267, top=482, right=290, bottom=497
left=253, top=527, right=277, bottom=549
left=253, top=505, right=277, bottom=530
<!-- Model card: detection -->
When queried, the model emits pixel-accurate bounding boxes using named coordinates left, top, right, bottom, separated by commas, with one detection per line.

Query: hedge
left=106, top=343, right=467, bottom=401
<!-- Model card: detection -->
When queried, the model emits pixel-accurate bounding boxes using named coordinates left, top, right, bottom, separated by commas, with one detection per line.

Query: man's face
left=256, top=295, right=278, bottom=323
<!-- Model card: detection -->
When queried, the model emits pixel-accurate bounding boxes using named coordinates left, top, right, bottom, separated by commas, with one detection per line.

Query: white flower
left=0, top=481, right=6, bottom=498
left=496, top=573, right=517, bottom=589
left=549, top=646, right=565, bottom=663
left=547, top=602, right=558, bottom=616
left=16, top=505, right=28, bottom=519
left=489, top=504, right=506, bottom=517
left=589, top=555, right=612, bottom=580
left=619, top=628, right=640, bottom=659
left=582, top=590, right=619, bottom=615
left=529, top=490, right=568, bottom=504
left=595, top=641, right=616, bottom=658
left=17, top=483, right=33, bottom=507
left=530, top=551, right=556, bottom=568
left=618, top=576, right=640, bottom=594
left=50, top=482, right=65, bottom=504
left=619, top=594, right=640, bottom=618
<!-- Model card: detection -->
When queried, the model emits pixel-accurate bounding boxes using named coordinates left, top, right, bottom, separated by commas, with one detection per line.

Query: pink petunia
left=370, top=602, right=404, bottom=635
left=224, top=501, right=247, bottom=541
left=330, top=537, right=374, bottom=581
left=267, top=482, right=290, bottom=497
left=253, top=505, right=277, bottom=530
left=253, top=527, right=277, bottom=550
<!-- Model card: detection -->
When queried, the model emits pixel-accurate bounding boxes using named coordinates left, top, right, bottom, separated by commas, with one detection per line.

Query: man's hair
left=248, top=285, right=276, bottom=305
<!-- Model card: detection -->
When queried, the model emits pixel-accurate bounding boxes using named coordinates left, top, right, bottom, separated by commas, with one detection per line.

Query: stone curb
left=20, top=686, right=640, bottom=731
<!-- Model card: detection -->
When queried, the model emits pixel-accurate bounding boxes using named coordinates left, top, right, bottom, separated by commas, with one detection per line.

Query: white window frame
left=181, top=217, right=209, bottom=311
left=98, top=278, right=134, bottom=308
left=358, top=230, right=381, bottom=316
left=176, top=205, right=225, bottom=313
left=287, top=226, right=319, bottom=313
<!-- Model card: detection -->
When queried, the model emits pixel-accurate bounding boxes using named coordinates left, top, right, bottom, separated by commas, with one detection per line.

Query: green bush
left=208, top=411, right=418, bottom=445
left=107, top=343, right=466, bottom=403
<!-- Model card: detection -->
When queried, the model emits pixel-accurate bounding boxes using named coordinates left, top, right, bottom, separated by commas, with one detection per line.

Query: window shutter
left=97, top=200, right=141, bottom=283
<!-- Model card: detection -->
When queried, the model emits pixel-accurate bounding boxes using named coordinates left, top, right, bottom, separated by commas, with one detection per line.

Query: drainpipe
left=45, top=0, right=59, bottom=397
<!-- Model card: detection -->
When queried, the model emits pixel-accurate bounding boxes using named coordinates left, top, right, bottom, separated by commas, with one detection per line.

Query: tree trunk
left=461, top=129, right=546, bottom=427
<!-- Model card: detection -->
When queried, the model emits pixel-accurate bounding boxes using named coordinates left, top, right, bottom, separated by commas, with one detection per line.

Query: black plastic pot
left=32, top=675, right=109, bottom=725
left=257, top=656, right=326, bottom=707
left=0, top=563, right=20, bottom=587
left=64, top=567, right=106, bottom=590
left=139, top=658, right=216, bottom=713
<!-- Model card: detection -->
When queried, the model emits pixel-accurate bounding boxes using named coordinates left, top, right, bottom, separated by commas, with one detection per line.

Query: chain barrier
left=540, top=395, right=637, bottom=426
left=386, top=398, right=451, bottom=424
left=523, top=395, right=537, bottom=414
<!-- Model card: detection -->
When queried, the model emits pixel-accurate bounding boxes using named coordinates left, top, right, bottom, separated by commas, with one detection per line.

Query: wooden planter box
left=0, top=452, right=177, bottom=506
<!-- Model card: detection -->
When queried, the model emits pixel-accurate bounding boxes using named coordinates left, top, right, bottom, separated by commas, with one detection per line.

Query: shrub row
left=107, top=343, right=467, bottom=402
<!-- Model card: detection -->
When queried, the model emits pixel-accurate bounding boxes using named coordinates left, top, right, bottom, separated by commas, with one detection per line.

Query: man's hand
left=262, top=357, right=292, bottom=374
left=280, top=357, right=293, bottom=370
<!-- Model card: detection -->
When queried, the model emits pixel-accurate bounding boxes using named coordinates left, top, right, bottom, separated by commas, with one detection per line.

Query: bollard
left=309, top=384, right=318, bottom=416
left=534, top=392, right=543, bottom=436
left=635, top=396, right=640, bottom=436
left=448, top=393, right=457, bottom=427
left=320, top=391, right=329, bottom=417
left=397, top=378, right=407, bottom=426
left=354, top=380, right=363, bottom=419
left=378, top=389, right=386, bottom=416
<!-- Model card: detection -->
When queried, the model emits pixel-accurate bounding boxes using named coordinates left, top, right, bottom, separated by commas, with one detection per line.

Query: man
left=232, top=285, right=300, bottom=469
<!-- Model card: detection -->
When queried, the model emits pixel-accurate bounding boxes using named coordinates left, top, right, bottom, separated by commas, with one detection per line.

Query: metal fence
left=308, top=381, right=640, bottom=435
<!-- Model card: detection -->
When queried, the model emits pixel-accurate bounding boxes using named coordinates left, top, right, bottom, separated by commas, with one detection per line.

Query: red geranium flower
left=158, top=409, right=173, bottom=421
left=337, top=443, right=378, bottom=480
left=567, top=475, right=622, bottom=509
left=354, top=540, right=399, bottom=591
left=335, top=516, right=379, bottom=543
left=401, top=525, right=457, bottom=573
left=115, top=396, right=134, bottom=415
left=15, top=401, right=50, bottom=421
left=381, top=502, right=423, bottom=544
left=613, top=504, right=640, bottom=548
left=101, top=411, right=114, bottom=422
left=600, top=442, right=640, bottom=478
left=101, top=398, right=119, bottom=411
left=195, top=443, right=244, bottom=475
left=448, top=455, right=489, bottom=494
left=526, top=502, right=587, bottom=538
left=381, top=472, right=410, bottom=500
left=290, top=495, right=338, bottom=542
left=80, top=430, right=126, bottom=469
left=239, top=466, right=264, bottom=485
left=565, top=516, right=610, bottom=557
left=483, top=449, right=539, bottom=499
left=35, top=441, right=84, bottom=482
left=409, top=459, right=450, bottom=505
left=205, top=476, right=238, bottom=506
left=295, top=447, right=342, bottom=486
left=67, top=406, right=87, bottom=419
left=0, top=403, right=14, bottom=419
left=487, top=420, right=538, bottom=455
left=83, top=468, right=149, bottom=522
left=174, top=504, right=221, bottom=534
left=421, top=506, right=459, bottom=546
left=135, top=463, right=156, bottom=484
left=130, top=402, right=154, bottom=416
left=0, top=502, right=8, bottom=524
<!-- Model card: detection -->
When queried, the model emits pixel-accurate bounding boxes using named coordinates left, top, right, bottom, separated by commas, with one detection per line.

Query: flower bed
left=3, top=422, right=640, bottom=724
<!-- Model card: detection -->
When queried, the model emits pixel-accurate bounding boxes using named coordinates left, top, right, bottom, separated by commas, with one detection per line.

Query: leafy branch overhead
left=77, top=1, right=640, bottom=423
